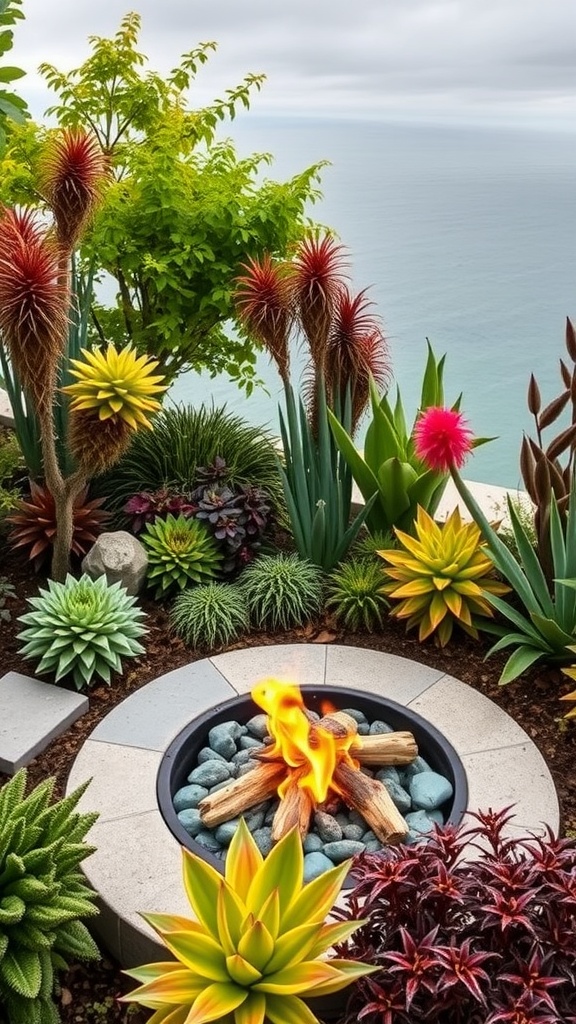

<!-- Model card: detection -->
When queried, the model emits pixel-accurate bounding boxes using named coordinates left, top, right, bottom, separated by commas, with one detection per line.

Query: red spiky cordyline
left=291, top=234, right=349, bottom=367
left=39, top=127, right=109, bottom=248
left=326, top=287, right=391, bottom=430
left=234, top=253, right=291, bottom=386
left=0, top=208, right=68, bottom=411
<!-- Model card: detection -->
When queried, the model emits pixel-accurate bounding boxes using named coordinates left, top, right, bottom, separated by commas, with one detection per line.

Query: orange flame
left=251, top=678, right=359, bottom=803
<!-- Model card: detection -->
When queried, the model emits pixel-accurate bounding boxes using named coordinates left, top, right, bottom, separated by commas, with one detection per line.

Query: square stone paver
left=89, top=661, right=236, bottom=751
left=0, top=671, right=88, bottom=774
left=408, top=674, right=530, bottom=755
left=67, top=740, right=161, bottom=823
left=325, top=646, right=445, bottom=703
left=210, top=643, right=327, bottom=694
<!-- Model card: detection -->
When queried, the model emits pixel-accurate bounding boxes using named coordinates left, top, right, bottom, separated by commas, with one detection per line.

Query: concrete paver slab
left=0, top=671, right=88, bottom=774
left=325, top=646, right=444, bottom=703
left=408, top=674, right=530, bottom=755
left=89, top=661, right=235, bottom=750
left=210, top=643, right=327, bottom=694
left=67, top=740, right=161, bottom=823
left=462, top=742, right=559, bottom=837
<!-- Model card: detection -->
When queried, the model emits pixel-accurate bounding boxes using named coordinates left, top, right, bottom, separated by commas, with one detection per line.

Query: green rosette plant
left=142, top=513, right=224, bottom=598
left=0, top=769, right=100, bottom=1024
left=17, top=573, right=147, bottom=690
left=170, top=583, right=249, bottom=649
left=326, top=557, right=389, bottom=632
left=240, top=553, right=324, bottom=630
left=121, top=819, right=376, bottom=1024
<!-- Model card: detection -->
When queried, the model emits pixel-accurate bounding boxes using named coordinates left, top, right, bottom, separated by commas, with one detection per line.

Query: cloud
left=13, top=0, right=576, bottom=124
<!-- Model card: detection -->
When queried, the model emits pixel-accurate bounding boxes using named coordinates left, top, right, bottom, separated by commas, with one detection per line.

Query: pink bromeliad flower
left=414, top=406, right=473, bottom=472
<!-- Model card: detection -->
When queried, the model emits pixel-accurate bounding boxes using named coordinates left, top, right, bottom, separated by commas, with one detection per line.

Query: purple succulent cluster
left=123, top=458, right=271, bottom=574
left=336, top=807, right=576, bottom=1024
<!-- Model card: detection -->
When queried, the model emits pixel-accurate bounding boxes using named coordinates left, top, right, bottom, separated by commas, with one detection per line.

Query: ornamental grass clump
left=240, top=552, right=324, bottom=629
left=142, top=513, right=224, bottom=598
left=121, top=819, right=375, bottom=1024
left=326, top=557, right=389, bottom=632
left=17, top=573, right=147, bottom=690
left=170, top=583, right=249, bottom=650
left=335, top=807, right=576, bottom=1024
left=0, top=769, right=100, bottom=1024
left=379, top=505, right=510, bottom=647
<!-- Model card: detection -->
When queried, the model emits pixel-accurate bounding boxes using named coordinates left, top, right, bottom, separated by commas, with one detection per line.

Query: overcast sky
left=12, top=0, right=576, bottom=127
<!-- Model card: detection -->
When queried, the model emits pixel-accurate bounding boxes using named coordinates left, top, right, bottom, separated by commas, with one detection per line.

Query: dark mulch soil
left=1, top=542, right=576, bottom=1023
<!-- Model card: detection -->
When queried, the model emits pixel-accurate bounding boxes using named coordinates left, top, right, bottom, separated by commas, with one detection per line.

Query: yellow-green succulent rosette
left=62, top=343, right=166, bottom=429
left=122, top=820, right=375, bottom=1024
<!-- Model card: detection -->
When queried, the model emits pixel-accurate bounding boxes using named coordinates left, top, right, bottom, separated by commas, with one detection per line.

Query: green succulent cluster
left=326, top=557, right=389, bottom=632
left=18, top=573, right=147, bottom=690
left=142, top=513, right=224, bottom=598
left=0, top=769, right=99, bottom=1024
left=170, top=582, right=249, bottom=649
left=240, top=553, right=323, bottom=630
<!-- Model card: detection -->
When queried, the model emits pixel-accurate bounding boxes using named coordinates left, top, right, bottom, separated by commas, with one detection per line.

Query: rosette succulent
left=142, top=514, right=223, bottom=598
left=62, top=343, right=166, bottom=429
left=379, top=505, right=510, bottom=646
left=326, top=557, right=389, bottom=632
left=17, top=573, right=147, bottom=690
left=122, top=820, right=375, bottom=1024
left=7, top=482, right=110, bottom=571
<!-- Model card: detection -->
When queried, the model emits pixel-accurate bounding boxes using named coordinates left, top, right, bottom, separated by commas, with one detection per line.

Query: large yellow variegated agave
left=62, top=343, right=166, bottom=428
left=121, top=820, right=375, bottom=1024
left=378, top=505, right=510, bottom=646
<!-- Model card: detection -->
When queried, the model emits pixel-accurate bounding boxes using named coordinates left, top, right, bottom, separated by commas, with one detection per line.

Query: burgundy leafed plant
left=335, top=807, right=576, bottom=1024
left=7, top=482, right=110, bottom=571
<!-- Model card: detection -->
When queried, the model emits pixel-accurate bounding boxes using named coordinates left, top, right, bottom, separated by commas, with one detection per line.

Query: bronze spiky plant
left=0, top=127, right=165, bottom=581
left=520, top=317, right=576, bottom=585
left=7, top=481, right=110, bottom=571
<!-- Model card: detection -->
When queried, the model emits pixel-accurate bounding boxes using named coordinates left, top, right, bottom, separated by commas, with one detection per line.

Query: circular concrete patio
left=66, top=644, right=560, bottom=969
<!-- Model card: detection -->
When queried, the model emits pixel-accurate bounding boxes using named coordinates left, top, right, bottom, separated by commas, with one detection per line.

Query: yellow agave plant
left=378, top=505, right=510, bottom=646
left=62, top=343, right=167, bottom=429
left=121, top=819, right=375, bottom=1024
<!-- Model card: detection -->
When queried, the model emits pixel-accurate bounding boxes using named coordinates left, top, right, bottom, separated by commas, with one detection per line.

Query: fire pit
left=157, top=683, right=468, bottom=882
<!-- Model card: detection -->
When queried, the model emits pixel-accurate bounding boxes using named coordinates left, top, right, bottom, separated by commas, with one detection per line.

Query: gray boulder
left=82, top=531, right=148, bottom=595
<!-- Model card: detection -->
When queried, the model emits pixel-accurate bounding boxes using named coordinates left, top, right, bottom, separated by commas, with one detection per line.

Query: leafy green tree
left=0, top=0, right=28, bottom=151
left=2, top=12, right=324, bottom=385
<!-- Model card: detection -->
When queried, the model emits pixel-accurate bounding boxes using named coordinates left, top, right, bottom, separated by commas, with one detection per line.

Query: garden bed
left=1, top=544, right=575, bottom=1023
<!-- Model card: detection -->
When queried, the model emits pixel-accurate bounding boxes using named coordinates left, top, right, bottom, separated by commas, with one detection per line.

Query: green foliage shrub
left=240, top=552, right=323, bottom=630
left=170, top=582, right=249, bottom=649
left=0, top=429, right=22, bottom=518
left=97, top=404, right=284, bottom=519
left=326, top=557, right=388, bottom=632
left=142, top=513, right=223, bottom=598
left=0, top=769, right=99, bottom=1024
left=18, top=574, right=147, bottom=690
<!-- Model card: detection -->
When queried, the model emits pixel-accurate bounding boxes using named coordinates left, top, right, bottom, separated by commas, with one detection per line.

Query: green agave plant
left=326, top=557, right=389, bottom=632
left=17, top=573, right=147, bottom=690
left=142, top=514, right=224, bottom=598
left=240, top=553, right=324, bottom=630
left=122, top=820, right=376, bottom=1024
left=0, top=769, right=100, bottom=1024
left=170, top=583, right=249, bottom=650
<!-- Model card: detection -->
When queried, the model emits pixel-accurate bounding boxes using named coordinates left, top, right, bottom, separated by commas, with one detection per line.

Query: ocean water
left=170, top=118, right=576, bottom=489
